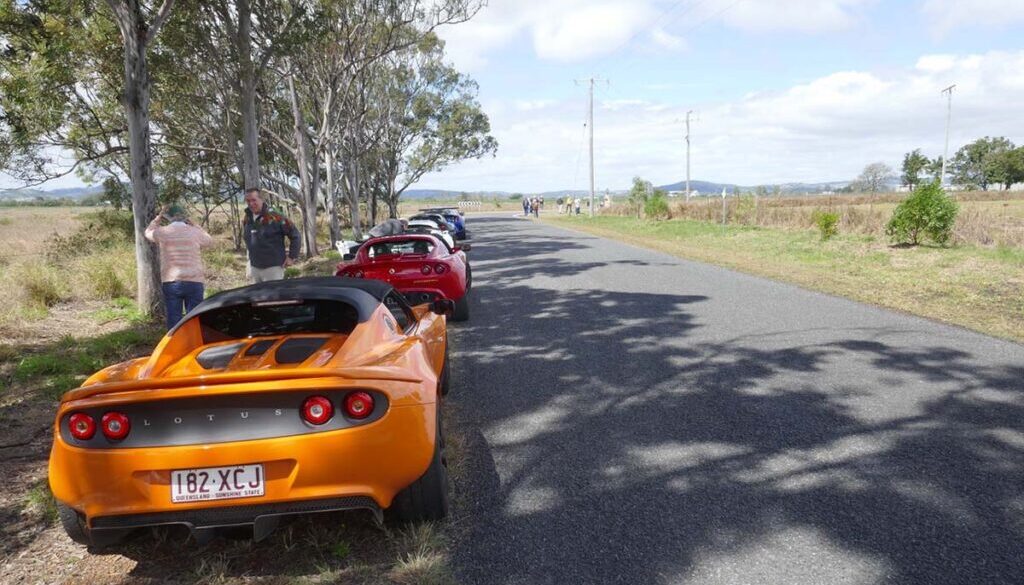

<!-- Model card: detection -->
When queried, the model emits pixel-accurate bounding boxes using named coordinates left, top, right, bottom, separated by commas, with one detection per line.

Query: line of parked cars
left=47, top=208, right=474, bottom=548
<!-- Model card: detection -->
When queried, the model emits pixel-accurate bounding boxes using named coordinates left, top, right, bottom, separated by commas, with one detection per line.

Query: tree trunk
left=106, top=0, right=167, bottom=318
left=346, top=132, right=362, bottom=239
left=387, top=171, right=399, bottom=218
left=325, top=149, right=340, bottom=247
left=287, top=73, right=318, bottom=257
left=236, top=0, right=260, bottom=190
left=372, top=186, right=380, bottom=225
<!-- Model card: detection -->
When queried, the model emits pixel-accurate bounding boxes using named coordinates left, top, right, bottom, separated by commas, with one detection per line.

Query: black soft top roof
left=170, top=277, right=391, bottom=333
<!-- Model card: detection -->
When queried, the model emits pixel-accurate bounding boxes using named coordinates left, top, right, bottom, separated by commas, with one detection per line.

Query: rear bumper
left=89, top=495, right=380, bottom=541
left=49, top=403, right=436, bottom=527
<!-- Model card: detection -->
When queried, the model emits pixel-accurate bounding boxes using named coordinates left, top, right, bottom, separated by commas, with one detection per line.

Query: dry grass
left=389, top=523, right=455, bottom=585
left=603, top=190, right=1024, bottom=248
left=547, top=215, right=1024, bottom=343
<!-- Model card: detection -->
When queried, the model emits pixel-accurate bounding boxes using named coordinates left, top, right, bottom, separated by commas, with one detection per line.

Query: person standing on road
left=145, top=204, right=214, bottom=329
left=243, top=188, right=301, bottom=283
left=532, top=197, right=540, bottom=218
left=574, top=197, right=581, bottom=215
left=522, top=196, right=531, bottom=217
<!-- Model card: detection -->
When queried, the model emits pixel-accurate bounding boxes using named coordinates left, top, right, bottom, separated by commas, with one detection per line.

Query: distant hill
left=403, top=188, right=516, bottom=199
left=657, top=179, right=852, bottom=195
left=0, top=185, right=104, bottom=201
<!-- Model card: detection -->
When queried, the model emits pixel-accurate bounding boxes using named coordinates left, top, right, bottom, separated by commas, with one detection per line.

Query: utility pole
left=576, top=77, right=606, bottom=217
left=685, top=110, right=694, bottom=201
left=940, top=84, right=956, bottom=187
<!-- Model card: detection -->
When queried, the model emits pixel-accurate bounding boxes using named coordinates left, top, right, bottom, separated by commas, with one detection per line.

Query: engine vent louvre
left=275, top=337, right=328, bottom=364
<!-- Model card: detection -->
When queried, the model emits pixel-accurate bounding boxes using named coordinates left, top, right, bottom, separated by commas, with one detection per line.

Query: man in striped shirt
left=145, top=204, right=214, bottom=329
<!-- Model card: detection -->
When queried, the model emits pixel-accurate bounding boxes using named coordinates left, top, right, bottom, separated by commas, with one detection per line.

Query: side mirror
left=342, top=253, right=355, bottom=261
left=460, top=243, right=472, bottom=252
left=431, top=298, right=455, bottom=317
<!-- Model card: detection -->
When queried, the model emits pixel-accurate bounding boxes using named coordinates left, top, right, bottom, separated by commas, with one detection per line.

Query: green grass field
left=546, top=215, right=1024, bottom=343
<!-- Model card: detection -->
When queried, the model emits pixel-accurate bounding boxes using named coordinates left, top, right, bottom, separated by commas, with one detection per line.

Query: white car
left=406, top=219, right=456, bottom=249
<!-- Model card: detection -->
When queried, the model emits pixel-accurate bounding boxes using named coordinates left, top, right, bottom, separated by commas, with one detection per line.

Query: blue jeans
left=162, top=281, right=205, bottom=329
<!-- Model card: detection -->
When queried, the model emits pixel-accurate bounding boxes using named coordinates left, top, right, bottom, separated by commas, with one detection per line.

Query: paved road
left=447, top=214, right=1024, bottom=585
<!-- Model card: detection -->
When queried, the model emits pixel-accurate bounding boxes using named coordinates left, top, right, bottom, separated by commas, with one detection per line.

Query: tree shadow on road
left=449, top=216, right=1024, bottom=585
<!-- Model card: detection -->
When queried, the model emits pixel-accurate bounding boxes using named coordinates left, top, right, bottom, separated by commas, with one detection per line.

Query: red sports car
left=336, top=234, right=471, bottom=321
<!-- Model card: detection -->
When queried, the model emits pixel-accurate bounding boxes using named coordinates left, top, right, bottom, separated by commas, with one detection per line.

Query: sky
left=416, top=0, right=1024, bottom=192
left=5, top=0, right=1024, bottom=194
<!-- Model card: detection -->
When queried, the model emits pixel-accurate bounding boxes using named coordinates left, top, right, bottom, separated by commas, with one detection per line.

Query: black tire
left=388, top=408, right=449, bottom=523
left=452, top=293, right=470, bottom=322
left=58, top=502, right=91, bottom=545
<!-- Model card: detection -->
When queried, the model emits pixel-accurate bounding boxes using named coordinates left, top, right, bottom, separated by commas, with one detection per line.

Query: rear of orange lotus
left=47, top=297, right=449, bottom=546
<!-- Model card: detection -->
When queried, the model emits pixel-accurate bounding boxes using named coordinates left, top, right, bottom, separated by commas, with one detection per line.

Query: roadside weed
left=24, top=480, right=58, bottom=525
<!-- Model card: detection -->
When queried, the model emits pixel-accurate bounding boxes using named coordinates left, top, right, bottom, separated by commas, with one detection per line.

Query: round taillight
left=344, top=391, right=375, bottom=420
left=101, top=412, right=130, bottom=441
left=434, top=264, right=447, bottom=274
left=421, top=265, right=432, bottom=275
left=68, top=413, right=96, bottom=441
left=302, top=396, right=334, bottom=425
left=353, top=270, right=363, bottom=278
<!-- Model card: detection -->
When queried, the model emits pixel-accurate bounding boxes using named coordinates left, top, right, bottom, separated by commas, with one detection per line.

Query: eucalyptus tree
left=362, top=33, right=496, bottom=218
left=0, top=1, right=130, bottom=185
left=1, top=0, right=174, bottom=313
left=261, top=0, right=485, bottom=253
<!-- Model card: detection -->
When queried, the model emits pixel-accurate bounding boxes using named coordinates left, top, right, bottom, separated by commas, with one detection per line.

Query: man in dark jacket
left=242, top=188, right=301, bottom=282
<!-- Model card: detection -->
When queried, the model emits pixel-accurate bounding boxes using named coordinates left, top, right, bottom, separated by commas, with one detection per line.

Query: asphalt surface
left=447, top=213, right=1024, bottom=585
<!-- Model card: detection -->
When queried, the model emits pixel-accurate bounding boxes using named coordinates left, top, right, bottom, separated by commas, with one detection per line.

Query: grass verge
left=545, top=215, right=1024, bottom=343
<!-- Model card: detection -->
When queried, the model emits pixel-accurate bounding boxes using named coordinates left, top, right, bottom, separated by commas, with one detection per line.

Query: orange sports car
left=48, top=277, right=453, bottom=546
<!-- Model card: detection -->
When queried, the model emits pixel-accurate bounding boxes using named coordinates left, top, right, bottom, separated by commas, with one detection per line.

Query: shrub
left=812, top=210, right=840, bottom=241
left=45, top=209, right=133, bottom=261
left=88, top=260, right=128, bottom=299
left=644, top=190, right=671, bottom=220
left=886, top=182, right=959, bottom=246
left=17, top=263, right=68, bottom=308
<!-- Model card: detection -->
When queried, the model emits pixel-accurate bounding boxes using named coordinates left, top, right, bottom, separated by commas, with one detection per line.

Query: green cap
left=166, top=204, right=186, bottom=220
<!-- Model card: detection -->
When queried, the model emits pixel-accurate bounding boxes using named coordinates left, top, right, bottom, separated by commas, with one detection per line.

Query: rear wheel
left=465, top=265, right=473, bottom=290
left=58, top=502, right=130, bottom=548
left=388, top=408, right=449, bottom=523
left=452, top=294, right=470, bottom=322
left=58, top=503, right=90, bottom=545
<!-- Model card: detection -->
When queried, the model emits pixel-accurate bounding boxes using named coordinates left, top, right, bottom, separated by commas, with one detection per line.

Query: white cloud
left=437, top=0, right=873, bottom=71
left=419, top=50, right=1024, bottom=192
left=921, top=0, right=1024, bottom=36
left=650, top=27, right=687, bottom=52
left=438, top=0, right=656, bottom=69
left=703, top=0, right=874, bottom=33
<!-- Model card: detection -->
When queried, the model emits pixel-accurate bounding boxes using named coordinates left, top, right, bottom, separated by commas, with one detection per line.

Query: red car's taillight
left=421, top=265, right=432, bottom=275
left=434, top=264, right=448, bottom=274
left=68, top=413, right=96, bottom=441
left=344, top=391, right=374, bottom=419
left=302, top=396, right=334, bottom=425
left=101, top=412, right=130, bottom=441
left=352, top=269, right=364, bottom=278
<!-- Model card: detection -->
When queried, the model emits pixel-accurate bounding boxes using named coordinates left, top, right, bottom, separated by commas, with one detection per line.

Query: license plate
left=170, top=464, right=265, bottom=503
